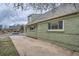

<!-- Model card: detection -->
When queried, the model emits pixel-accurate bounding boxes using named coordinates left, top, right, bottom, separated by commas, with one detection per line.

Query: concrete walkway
left=10, top=36, right=79, bottom=56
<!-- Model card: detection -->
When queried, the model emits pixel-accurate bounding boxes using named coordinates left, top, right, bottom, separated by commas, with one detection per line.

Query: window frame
left=48, top=20, right=64, bottom=32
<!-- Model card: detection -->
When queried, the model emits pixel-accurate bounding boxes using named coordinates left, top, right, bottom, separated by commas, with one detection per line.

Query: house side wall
left=26, top=25, right=37, bottom=38
left=64, top=15, right=79, bottom=34
left=26, top=14, right=79, bottom=51
left=37, top=14, right=79, bottom=51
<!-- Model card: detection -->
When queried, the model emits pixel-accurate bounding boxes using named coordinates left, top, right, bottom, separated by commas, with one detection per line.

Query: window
left=30, top=25, right=36, bottom=31
left=48, top=20, right=64, bottom=31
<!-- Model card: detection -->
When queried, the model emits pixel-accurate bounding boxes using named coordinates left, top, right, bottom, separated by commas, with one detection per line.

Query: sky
left=0, top=3, right=36, bottom=26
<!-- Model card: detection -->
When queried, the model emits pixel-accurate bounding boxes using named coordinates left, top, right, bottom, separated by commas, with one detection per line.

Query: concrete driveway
left=10, top=36, right=79, bottom=56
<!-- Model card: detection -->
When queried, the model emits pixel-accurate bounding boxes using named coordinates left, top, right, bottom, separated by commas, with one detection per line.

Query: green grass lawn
left=0, top=37, right=19, bottom=56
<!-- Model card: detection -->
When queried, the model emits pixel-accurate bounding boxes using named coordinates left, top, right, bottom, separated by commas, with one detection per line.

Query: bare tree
left=12, top=3, right=59, bottom=14
left=73, top=3, right=79, bottom=9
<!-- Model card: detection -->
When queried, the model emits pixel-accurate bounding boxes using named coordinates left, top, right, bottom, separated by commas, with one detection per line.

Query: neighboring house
left=9, top=24, right=23, bottom=32
left=26, top=4, right=79, bottom=52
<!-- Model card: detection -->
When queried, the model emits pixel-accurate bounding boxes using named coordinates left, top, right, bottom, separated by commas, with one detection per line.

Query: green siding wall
left=64, top=16, right=79, bottom=34
left=26, top=14, right=79, bottom=52
left=26, top=25, right=37, bottom=38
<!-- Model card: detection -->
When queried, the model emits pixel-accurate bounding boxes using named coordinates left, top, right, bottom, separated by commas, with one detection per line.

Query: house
left=9, top=24, right=24, bottom=32
left=28, top=14, right=42, bottom=23
left=26, top=4, right=79, bottom=52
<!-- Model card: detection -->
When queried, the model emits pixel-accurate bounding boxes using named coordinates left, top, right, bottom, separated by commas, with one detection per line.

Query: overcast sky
left=0, top=4, right=36, bottom=26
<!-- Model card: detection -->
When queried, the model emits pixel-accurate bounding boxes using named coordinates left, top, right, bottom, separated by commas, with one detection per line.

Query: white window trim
left=48, top=20, right=64, bottom=32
